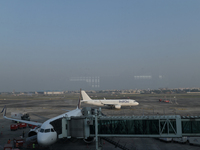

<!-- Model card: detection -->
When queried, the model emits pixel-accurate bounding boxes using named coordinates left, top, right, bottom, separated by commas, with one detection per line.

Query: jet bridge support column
left=176, top=115, right=182, bottom=137
left=95, top=109, right=99, bottom=150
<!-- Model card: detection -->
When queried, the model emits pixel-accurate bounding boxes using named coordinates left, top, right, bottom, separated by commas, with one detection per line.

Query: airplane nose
left=37, top=133, right=50, bottom=146
left=37, top=133, right=46, bottom=146
left=37, top=132, right=57, bottom=146
left=136, top=102, right=139, bottom=105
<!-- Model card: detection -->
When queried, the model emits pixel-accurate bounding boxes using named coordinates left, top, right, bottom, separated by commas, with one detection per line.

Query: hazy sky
left=0, top=1, right=200, bottom=92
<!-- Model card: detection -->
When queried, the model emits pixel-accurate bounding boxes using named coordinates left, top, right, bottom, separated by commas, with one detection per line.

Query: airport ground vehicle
left=10, top=124, right=18, bottom=131
left=11, top=112, right=30, bottom=121
left=159, top=99, right=169, bottom=103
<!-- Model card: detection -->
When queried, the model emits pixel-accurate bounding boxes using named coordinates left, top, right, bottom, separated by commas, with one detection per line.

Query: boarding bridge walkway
left=90, top=115, right=200, bottom=138
left=58, top=107, right=200, bottom=150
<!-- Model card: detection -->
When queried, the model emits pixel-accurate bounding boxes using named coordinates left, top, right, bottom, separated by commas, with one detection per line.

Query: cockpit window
left=45, top=129, right=50, bottom=133
left=40, top=128, right=44, bottom=133
left=51, top=128, right=55, bottom=132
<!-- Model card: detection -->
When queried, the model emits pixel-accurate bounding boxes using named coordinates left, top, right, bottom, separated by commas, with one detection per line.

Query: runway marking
left=176, top=108, right=187, bottom=110
left=169, top=107, right=187, bottom=110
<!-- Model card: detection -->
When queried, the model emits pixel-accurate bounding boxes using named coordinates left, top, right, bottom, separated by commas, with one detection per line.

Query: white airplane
left=81, top=90, right=139, bottom=109
left=1, top=95, right=91, bottom=146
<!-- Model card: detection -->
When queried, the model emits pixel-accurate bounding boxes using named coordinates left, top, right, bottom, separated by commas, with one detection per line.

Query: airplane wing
left=103, top=103, right=121, bottom=109
left=1, top=105, right=42, bottom=127
left=81, top=100, right=89, bottom=103
left=61, top=109, right=71, bottom=112
left=99, top=100, right=115, bottom=107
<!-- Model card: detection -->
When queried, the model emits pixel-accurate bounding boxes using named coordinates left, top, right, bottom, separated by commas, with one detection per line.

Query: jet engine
left=83, top=137, right=95, bottom=143
left=115, top=104, right=121, bottom=109
left=28, top=127, right=40, bottom=137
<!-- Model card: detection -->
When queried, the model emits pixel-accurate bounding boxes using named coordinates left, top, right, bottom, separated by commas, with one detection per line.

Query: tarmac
left=1, top=94, right=200, bottom=150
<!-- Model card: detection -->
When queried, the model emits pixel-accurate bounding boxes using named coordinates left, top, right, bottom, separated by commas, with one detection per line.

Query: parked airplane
left=81, top=90, right=139, bottom=109
left=1, top=92, right=93, bottom=146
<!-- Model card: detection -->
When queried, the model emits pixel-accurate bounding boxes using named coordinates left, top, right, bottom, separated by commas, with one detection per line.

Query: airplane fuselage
left=83, top=99, right=139, bottom=107
left=37, top=108, right=82, bottom=146
left=81, top=90, right=139, bottom=109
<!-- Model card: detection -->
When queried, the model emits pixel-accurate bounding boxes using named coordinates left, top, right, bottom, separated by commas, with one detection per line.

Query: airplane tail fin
left=1, top=105, right=7, bottom=116
left=77, top=89, right=82, bottom=109
left=81, top=90, right=92, bottom=100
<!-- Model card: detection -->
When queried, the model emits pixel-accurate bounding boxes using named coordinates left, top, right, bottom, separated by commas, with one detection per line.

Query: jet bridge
left=58, top=107, right=200, bottom=150
left=90, top=115, right=182, bottom=138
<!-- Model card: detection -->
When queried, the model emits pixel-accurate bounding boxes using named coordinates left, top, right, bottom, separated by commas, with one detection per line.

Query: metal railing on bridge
left=90, top=115, right=182, bottom=138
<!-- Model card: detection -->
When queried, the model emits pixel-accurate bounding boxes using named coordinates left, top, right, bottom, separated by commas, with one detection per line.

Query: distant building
left=35, top=91, right=45, bottom=95
left=44, top=91, right=64, bottom=95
